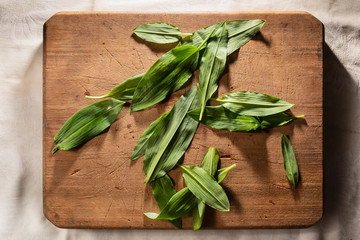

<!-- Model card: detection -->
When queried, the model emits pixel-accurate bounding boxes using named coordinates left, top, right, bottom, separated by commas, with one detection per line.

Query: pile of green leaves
left=51, top=19, right=301, bottom=230
left=146, top=147, right=236, bottom=230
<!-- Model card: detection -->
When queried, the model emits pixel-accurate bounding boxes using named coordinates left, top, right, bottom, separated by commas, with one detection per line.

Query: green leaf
left=143, top=86, right=200, bottom=183
left=192, top=147, right=220, bottom=231
left=150, top=174, right=182, bottom=228
left=52, top=99, right=125, bottom=153
left=179, top=165, right=230, bottom=211
left=86, top=73, right=144, bottom=100
left=130, top=45, right=199, bottom=112
left=192, top=199, right=206, bottom=231
left=217, top=164, right=236, bottom=183
left=226, top=19, right=266, bottom=55
left=199, top=22, right=228, bottom=120
left=132, top=22, right=182, bottom=44
left=281, top=134, right=299, bottom=188
left=188, top=105, right=260, bottom=132
left=145, top=187, right=197, bottom=220
left=130, top=111, right=170, bottom=160
left=216, top=91, right=294, bottom=117
left=260, top=113, right=304, bottom=129
left=131, top=30, right=213, bottom=112
left=199, top=147, right=220, bottom=176
left=180, top=19, right=265, bottom=55
left=145, top=148, right=233, bottom=230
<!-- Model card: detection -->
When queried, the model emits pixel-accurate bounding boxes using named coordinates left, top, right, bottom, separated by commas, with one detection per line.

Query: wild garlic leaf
left=192, top=199, right=206, bottom=231
left=179, top=165, right=230, bottom=211
left=131, top=30, right=214, bottom=112
left=180, top=19, right=265, bottom=55
left=226, top=19, right=266, bottom=55
left=150, top=174, right=182, bottom=228
left=199, top=22, right=228, bottom=120
left=86, top=73, right=144, bottom=100
left=281, top=134, right=299, bottom=188
left=188, top=105, right=261, bottom=132
left=145, top=187, right=197, bottom=220
left=260, top=113, right=304, bottom=129
left=199, top=147, right=220, bottom=176
left=193, top=147, right=220, bottom=231
left=52, top=99, right=125, bottom=154
left=130, top=111, right=170, bottom=160
left=216, top=91, right=294, bottom=117
left=132, top=22, right=183, bottom=44
left=143, top=86, right=200, bottom=183
left=130, top=46, right=198, bottom=112
left=217, top=164, right=236, bottom=183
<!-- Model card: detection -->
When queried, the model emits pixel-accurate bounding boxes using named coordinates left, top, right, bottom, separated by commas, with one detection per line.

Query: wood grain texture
left=43, top=11, right=323, bottom=229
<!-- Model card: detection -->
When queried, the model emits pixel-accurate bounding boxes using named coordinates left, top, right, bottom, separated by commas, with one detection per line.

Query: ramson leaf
left=281, top=135, right=300, bottom=188
left=52, top=99, right=125, bottom=153
left=198, top=22, right=228, bottom=120
left=260, top=113, right=304, bottom=129
left=132, top=22, right=183, bottom=44
left=188, top=105, right=261, bottom=132
left=131, top=46, right=199, bottom=112
left=216, top=91, right=294, bottom=117
left=179, top=165, right=230, bottom=211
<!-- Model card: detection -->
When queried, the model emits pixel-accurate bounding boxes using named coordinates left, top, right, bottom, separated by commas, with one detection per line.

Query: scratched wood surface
left=43, top=11, right=323, bottom=229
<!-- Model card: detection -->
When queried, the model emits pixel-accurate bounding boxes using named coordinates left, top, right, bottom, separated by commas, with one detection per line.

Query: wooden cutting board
left=43, top=11, right=323, bottom=229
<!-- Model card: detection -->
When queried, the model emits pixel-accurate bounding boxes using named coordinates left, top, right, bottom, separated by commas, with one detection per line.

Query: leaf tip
left=51, top=146, right=59, bottom=154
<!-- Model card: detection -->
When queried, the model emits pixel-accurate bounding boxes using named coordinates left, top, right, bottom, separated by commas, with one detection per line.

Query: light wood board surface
left=43, top=11, right=323, bottom=229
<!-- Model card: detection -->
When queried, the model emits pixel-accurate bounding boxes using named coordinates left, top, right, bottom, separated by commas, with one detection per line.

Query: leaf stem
left=181, top=33, right=192, bottom=36
left=85, top=95, right=107, bottom=99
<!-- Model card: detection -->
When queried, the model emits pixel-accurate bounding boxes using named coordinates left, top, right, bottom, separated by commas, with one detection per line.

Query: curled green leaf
left=132, top=22, right=183, bottom=44
left=281, top=134, right=299, bottom=188
left=52, top=99, right=125, bottom=154
left=179, top=165, right=230, bottom=211
left=86, top=73, right=144, bottom=100
left=188, top=105, right=260, bottom=132
left=216, top=91, right=294, bottom=117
